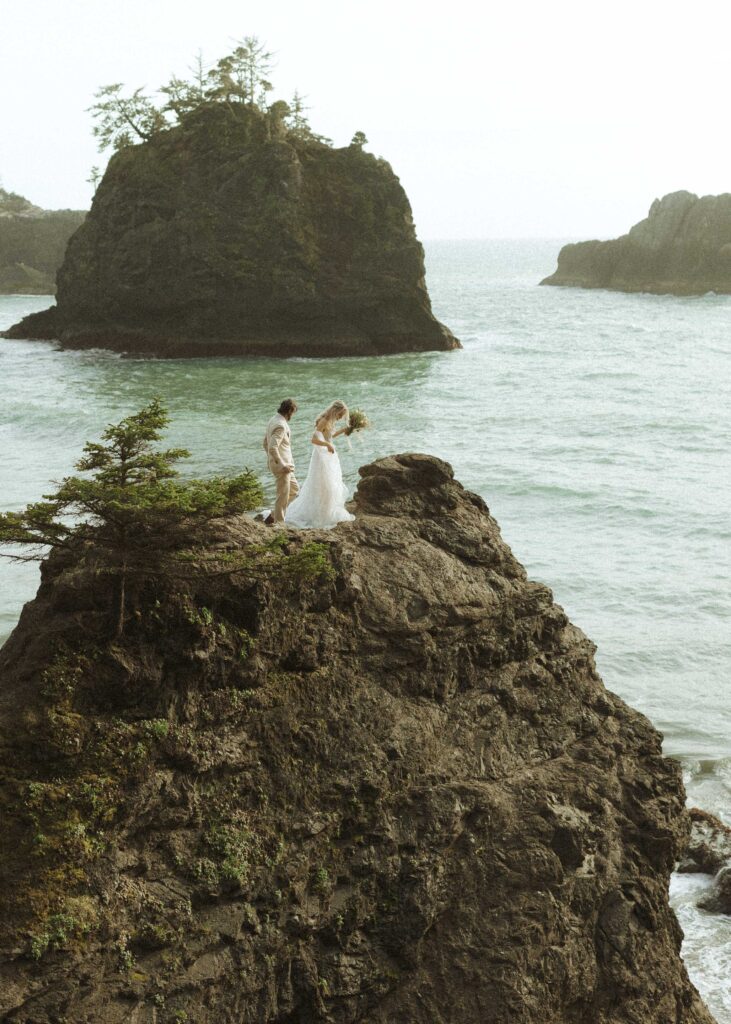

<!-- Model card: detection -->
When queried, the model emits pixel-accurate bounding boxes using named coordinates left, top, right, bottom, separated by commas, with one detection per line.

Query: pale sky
left=1, top=0, right=729, bottom=239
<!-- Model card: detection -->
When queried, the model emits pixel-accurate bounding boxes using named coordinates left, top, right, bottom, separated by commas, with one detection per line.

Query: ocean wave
left=671, top=872, right=731, bottom=1019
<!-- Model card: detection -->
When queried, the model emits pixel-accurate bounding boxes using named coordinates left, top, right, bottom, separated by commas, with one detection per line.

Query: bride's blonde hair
left=315, top=400, right=349, bottom=431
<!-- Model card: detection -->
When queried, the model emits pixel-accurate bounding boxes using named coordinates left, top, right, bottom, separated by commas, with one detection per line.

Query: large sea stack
left=3, top=104, right=458, bottom=357
left=541, top=190, right=731, bottom=295
left=0, top=454, right=713, bottom=1023
left=0, top=188, right=85, bottom=295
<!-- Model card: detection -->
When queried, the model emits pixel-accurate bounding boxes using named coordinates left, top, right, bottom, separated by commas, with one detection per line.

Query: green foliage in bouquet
left=345, top=409, right=370, bottom=436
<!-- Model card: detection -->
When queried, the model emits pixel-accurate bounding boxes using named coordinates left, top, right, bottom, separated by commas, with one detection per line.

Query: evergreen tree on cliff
left=0, top=400, right=263, bottom=636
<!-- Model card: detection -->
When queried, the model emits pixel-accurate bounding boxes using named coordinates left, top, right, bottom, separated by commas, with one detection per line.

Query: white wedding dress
left=285, top=431, right=355, bottom=529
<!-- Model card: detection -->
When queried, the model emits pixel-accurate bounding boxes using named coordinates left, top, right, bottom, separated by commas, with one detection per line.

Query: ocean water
left=1, top=240, right=730, bottom=1018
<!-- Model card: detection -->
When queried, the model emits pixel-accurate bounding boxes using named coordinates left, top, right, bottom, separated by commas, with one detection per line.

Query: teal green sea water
left=2, top=240, right=730, bottom=1017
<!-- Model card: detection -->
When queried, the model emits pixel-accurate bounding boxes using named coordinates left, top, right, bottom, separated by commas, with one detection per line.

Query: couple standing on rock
left=262, top=398, right=355, bottom=530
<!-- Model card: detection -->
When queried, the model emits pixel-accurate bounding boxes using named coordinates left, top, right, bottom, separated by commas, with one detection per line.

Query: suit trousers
left=273, top=470, right=299, bottom=524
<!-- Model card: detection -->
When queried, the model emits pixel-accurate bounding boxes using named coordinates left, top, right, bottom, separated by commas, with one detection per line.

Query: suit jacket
left=263, top=413, right=294, bottom=475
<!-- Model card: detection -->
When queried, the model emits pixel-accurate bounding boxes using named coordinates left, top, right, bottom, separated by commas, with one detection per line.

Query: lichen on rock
left=0, top=454, right=714, bottom=1022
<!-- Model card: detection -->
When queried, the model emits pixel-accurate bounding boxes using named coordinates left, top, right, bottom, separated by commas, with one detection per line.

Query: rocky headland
left=0, top=453, right=714, bottom=1023
left=3, top=105, right=458, bottom=357
left=0, top=188, right=85, bottom=295
left=541, top=191, right=731, bottom=295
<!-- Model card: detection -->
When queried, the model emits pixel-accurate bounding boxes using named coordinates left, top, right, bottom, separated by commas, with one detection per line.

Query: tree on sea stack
left=214, top=35, right=275, bottom=106
left=88, top=84, right=168, bottom=151
left=0, top=400, right=263, bottom=637
left=3, top=36, right=459, bottom=355
left=89, top=36, right=279, bottom=153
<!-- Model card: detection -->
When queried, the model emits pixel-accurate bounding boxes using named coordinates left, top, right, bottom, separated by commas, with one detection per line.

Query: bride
left=285, top=400, right=355, bottom=529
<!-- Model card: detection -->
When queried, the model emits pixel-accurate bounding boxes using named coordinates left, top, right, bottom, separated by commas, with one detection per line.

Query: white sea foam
left=671, top=871, right=731, bottom=1022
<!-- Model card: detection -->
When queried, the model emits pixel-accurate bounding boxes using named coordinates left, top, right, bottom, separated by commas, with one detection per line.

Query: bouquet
left=345, top=409, right=370, bottom=436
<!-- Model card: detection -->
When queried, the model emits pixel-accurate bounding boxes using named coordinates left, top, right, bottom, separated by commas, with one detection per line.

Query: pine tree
left=207, top=36, right=274, bottom=108
left=88, top=85, right=168, bottom=152
left=0, top=400, right=263, bottom=636
left=287, top=89, right=312, bottom=138
left=88, top=39, right=338, bottom=151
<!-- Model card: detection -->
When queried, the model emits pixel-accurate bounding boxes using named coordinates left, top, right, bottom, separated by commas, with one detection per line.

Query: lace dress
left=285, top=430, right=355, bottom=529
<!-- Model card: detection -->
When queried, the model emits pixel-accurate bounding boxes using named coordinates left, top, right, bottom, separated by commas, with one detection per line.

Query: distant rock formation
left=4, top=105, right=458, bottom=356
left=0, top=188, right=85, bottom=294
left=0, top=453, right=714, bottom=1023
left=541, top=191, right=731, bottom=295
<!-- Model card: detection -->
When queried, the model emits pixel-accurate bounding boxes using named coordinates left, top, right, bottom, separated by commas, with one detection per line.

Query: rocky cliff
left=3, top=105, right=458, bottom=356
left=541, top=191, right=731, bottom=295
left=0, top=454, right=713, bottom=1023
left=0, top=188, right=85, bottom=294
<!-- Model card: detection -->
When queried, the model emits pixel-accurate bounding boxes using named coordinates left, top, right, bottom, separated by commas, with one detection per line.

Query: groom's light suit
left=263, top=413, right=300, bottom=524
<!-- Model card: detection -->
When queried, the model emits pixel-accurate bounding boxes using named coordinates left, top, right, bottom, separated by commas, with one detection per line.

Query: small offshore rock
left=698, top=865, right=731, bottom=915
left=678, top=806, right=731, bottom=874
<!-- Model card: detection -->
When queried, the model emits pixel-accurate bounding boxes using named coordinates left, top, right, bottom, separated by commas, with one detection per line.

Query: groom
left=263, top=398, right=299, bottom=525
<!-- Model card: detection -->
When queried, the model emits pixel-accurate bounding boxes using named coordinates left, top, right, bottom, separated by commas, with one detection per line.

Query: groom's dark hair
left=278, top=398, right=298, bottom=418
